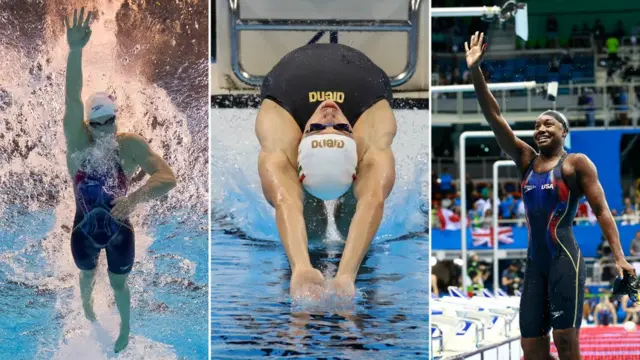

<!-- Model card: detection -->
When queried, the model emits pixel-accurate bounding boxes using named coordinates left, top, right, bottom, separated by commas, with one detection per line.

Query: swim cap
left=86, top=92, right=117, bottom=122
left=297, top=134, right=357, bottom=200
left=540, top=110, right=569, bottom=133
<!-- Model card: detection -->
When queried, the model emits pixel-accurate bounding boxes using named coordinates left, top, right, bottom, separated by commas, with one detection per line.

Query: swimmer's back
left=261, top=43, right=393, bottom=130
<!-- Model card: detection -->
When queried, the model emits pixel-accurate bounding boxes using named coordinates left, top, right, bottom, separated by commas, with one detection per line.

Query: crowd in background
left=432, top=169, right=640, bottom=230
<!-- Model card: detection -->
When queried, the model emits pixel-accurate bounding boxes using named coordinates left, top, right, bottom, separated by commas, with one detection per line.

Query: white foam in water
left=0, top=1, right=206, bottom=358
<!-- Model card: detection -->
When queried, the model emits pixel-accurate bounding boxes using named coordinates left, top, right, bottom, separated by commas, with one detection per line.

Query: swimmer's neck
left=538, top=146, right=565, bottom=160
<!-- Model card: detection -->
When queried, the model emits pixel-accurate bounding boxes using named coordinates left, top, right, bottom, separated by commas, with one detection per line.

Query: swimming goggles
left=306, top=123, right=352, bottom=134
left=89, top=116, right=116, bottom=127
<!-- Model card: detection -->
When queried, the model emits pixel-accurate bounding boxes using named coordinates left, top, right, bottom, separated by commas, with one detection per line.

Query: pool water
left=0, top=208, right=208, bottom=360
left=211, top=108, right=430, bottom=359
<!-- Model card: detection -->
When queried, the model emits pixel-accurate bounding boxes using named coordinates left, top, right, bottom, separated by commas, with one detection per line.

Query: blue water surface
left=0, top=208, right=207, bottom=359
left=211, top=228, right=430, bottom=359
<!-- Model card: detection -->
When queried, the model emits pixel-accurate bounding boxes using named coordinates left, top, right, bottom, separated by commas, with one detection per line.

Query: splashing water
left=1, top=1, right=207, bottom=359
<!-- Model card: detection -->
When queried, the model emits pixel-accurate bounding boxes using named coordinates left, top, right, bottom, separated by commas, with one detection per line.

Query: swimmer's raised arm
left=570, top=153, right=634, bottom=278
left=256, top=100, right=318, bottom=278
left=110, top=134, right=177, bottom=220
left=466, top=32, right=536, bottom=171
left=335, top=102, right=396, bottom=289
left=63, top=8, right=93, bottom=150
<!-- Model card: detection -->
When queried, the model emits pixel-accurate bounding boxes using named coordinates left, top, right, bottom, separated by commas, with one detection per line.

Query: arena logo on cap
left=91, top=105, right=103, bottom=112
left=311, top=139, right=345, bottom=149
left=308, top=91, right=345, bottom=103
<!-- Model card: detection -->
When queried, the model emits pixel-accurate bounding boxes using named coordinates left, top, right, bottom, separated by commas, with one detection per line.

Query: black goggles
left=305, top=123, right=352, bottom=134
left=89, top=116, right=116, bottom=127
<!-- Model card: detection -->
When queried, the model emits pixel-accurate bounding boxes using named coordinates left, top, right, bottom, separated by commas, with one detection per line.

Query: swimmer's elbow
left=166, top=175, right=177, bottom=190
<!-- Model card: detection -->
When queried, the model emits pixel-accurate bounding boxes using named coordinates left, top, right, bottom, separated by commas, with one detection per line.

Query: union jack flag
left=471, top=227, right=515, bottom=247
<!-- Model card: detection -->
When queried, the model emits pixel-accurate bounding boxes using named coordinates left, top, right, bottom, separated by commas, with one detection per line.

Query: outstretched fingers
left=83, top=10, right=92, bottom=28
left=72, top=8, right=78, bottom=27
left=78, top=7, right=85, bottom=27
left=465, top=41, right=469, bottom=52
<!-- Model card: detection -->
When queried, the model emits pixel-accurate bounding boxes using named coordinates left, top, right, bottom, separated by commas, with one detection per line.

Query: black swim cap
left=539, top=110, right=569, bottom=133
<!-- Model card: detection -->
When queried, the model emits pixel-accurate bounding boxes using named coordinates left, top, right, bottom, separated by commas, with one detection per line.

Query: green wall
left=523, top=0, right=640, bottom=45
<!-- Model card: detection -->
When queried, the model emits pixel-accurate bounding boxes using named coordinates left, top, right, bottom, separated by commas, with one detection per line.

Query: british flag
left=471, top=227, right=515, bottom=247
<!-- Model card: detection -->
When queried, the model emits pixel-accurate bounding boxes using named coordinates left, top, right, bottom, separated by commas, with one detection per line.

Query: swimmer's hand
left=465, top=31, right=487, bottom=69
left=615, top=257, right=636, bottom=279
left=65, top=7, right=93, bottom=50
left=290, top=267, right=325, bottom=301
left=111, top=196, right=137, bottom=220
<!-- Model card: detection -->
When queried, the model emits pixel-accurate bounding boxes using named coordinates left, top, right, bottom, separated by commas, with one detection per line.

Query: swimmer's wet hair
left=539, top=110, right=569, bottom=133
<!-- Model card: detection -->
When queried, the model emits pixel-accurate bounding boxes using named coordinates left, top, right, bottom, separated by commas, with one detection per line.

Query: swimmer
left=256, top=43, right=396, bottom=299
left=466, top=32, right=635, bottom=360
left=593, top=294, right=617, bottom=326
left=63, top=8, right=177, bottom=353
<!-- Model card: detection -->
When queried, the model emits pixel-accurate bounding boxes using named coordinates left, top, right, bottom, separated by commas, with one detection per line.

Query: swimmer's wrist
left=127, top=192, right=142, bottom=205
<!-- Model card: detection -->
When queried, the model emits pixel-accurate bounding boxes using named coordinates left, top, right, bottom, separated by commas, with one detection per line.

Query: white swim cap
left=86, top=92, right=117, bottom=122
left=297, top=134, right=357, bottom=200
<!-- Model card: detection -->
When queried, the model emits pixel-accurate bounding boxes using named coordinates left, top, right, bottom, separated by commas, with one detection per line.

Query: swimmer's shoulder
left=117, top=132, right=152, bottom=156
left=561, top=153, right=594, bottom=177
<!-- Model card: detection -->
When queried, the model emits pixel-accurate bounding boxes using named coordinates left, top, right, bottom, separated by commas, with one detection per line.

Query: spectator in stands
left=499, top=193, right=514, bottom=220
left=597, top=234, right=613, bottom=257
left=583, top=287, right=597, bottom=324
left=513, top=194, right=526, bottom=226
left=578, top=88, right=596, bottom=127
left=622, top=207, right=638, bottom=225
left=594, top=294, right=617, bottom=326
left=569, top=25, right=582, bottom=48
left=469, top=201, right=484, bottom=228
left=593, top=19, right=606, bottom=52
left=465, top=174, right=475, bottom=211
left=467, top=269, right=484, bottom=296
left=624, top=197, right=635, bottom=211
left=439, top=167, right=453, bottom=196
left=546, top=16, right=559, bottom=48
left=620, top=294, right=640, bottom=323
left=501, top=261, right=522, bottom=296
left=606, top=34, right=621, bottom=69
left=597, top=234, right=618, bottom=284
left=474, top=187, right=491, bottom=216
left=482, top=209, right=493, bottom=228
left=437, top=201, right=461, bottom=231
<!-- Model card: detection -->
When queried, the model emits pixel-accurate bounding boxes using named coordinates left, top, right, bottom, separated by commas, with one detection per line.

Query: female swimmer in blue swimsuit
left=466, top=31, right=635, bottom=360
left=64, top=8, right=176, bottom=353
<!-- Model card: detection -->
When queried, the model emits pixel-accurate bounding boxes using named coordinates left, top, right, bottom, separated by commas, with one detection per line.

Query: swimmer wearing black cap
left=256, top=43, right=397, bottom=300
left=64, top=8, right=177, bottom=353
left=466, top=32, right=635, bottom=360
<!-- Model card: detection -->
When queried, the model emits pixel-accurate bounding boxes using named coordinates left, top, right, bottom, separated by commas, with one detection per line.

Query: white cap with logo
left=297, top=134, right=358, bottom=200
left=86, top=92, right=117, bottom=122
